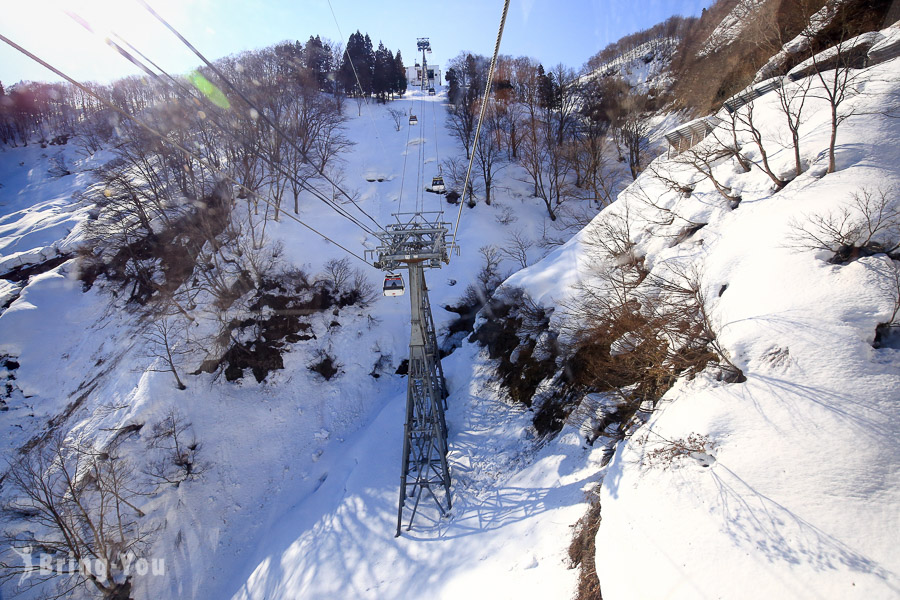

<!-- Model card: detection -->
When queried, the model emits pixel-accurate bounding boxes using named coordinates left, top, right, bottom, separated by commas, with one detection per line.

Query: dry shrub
left=309, top=350, right=341, bottom=381
left=637, top=432, right=716, bottom=469
left=565, top=232, right=743, bottom=437
left=568, top=486, right=604, bottom=600
left=789, top=186, right=900, bottom=263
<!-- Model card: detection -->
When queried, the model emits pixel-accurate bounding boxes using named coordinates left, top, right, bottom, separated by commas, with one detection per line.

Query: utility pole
left=417, top=37, right=431, bottom=91
left=369, top=211, right=453, bottom=536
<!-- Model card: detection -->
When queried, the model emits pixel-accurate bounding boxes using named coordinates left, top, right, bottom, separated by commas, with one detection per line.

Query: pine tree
left=361, top=34, right=375, bottom=95
left=339, top=31, right=363, bottom=96
left=446, top=68, right=460, bottom=104
left=304, top=35, right=330, bottom=89
left=373, top=42, right=391, bottom=102
left=393, top=51, right=407, bottom=98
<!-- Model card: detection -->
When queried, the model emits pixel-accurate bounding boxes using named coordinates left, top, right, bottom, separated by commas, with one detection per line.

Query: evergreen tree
left=361, top=34, right=375, bottom=95
left=339, top=31, right=363, bottom=96
left=274, top=41, right=303, bottom=84
left=393, top=51, right=407, bottom=98
left=339, top=31, right=376, bottom=96
left=304, top=35, right=330, bottom=89
left=538, top=64, right=560, bottom=111
left=373, top=42, right=391, bottom=102
left=446, top=67, right=460, bottom=104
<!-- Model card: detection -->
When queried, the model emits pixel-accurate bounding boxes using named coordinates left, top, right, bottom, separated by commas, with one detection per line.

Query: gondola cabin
left=409, top=115, right=418, bottom=125
left=431, top=176, right=445, bottom=193
left=383, top=273, right=405, bottom=297
left=428, top=87, right=436, bottom=96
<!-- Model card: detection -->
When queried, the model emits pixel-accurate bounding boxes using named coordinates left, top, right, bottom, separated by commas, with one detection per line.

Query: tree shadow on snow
left=708, top=463, right=900, bottom=592
left=740, top=373, right=900, bottom=443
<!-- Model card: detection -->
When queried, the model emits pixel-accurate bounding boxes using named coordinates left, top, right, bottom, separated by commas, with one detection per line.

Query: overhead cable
left=136, top=0, right=385, bottom=234
left=449, top=0, right=511, bottom=261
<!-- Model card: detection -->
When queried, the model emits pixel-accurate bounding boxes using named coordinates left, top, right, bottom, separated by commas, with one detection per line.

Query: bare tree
left=387, top=107, right=404, bottom=131
left=775, top=76, right=813, bottom=177
left=571, top=79, right=622, bottom=208
left=473, top=102, right=508, bottom=205
left=1, top=434, right=152, bottom=600
left=614, top=92, right=652, bottom=181
left=47, top=151, right=71, bottom=178
left=446, top=53, right=486, bottom=159
left=441, top=155, right=479, bottom=203
left=145, top=408, right=204, bottom=487
left=789, top=186, right=900, bottom=262
left=499, top=228, right=534, bottom=269
left=461, top=245, right=506, bottom=308
left=672, top=138, right=743, bottom=205
left=143, top=313, right=191, bottom=390
left=732, top=99, right=789, bottom=190
left=802, top=8, right=868, bottom=174
left=494, top=57, right=525, bottom=160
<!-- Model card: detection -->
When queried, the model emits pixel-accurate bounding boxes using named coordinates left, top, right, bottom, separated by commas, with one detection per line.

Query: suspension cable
left=449, top=0, right=510, bottom=261
left=427, top=94, right=441, bottom=213
left=0, top=33, right=372, bottom=266
left=136, top=0, right=385, bottom=234
left=431, top=94, right=440, bottom=174
left=415, top=97, right=425, bottom=212
left=67, top=12, right=380, bottom=238
left=398, top=112, right=413, bottom=213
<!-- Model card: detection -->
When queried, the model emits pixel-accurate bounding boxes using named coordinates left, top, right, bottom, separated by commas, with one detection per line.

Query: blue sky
left=1, top=0, right=713, bottom=85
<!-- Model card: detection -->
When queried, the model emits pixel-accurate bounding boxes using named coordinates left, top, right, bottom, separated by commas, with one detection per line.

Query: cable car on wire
left=431, top=165, right=445, bottom=193
left=383, top=273, right=405, bottom=297
left=409, top=114, right=418, bottom=125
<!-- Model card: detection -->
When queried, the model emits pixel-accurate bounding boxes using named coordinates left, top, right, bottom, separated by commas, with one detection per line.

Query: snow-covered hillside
left=507, top=25, right=900, bottom=600
left=698, top=0, right=766, bottom=58
left=583, top=37, right=678, bottom=95
left=3, top=9, right=900, bottom=600
left=0, top=88, right=605, bottom=599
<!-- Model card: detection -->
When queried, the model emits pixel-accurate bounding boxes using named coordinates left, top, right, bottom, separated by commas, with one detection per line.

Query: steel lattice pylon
left=368, top=212, right=453, bottom=536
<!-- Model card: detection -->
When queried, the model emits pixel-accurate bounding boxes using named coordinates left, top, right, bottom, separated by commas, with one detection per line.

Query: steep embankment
left=505, top=27, right=900, bottom=600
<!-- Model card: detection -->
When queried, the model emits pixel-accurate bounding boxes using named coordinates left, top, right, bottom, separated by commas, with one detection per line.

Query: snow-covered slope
left=583, top=37, right=678, bottom=95
left=507, top=35, right=900, bottom=600
left=698, top=0, right=766, bottom=58
left=0, top=89, right=603, bottom=599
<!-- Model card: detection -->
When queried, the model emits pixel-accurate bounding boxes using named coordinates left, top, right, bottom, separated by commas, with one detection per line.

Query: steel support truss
left=368, top=212, right=454, bottom=536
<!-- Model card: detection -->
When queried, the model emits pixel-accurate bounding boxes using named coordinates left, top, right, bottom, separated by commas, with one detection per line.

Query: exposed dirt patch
left=1, top=253, right=74, bottom=283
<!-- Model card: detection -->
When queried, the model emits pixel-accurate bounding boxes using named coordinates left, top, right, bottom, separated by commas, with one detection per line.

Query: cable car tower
left=369, top=211, right=453, bottom=536
left=417, top=37, right=431, bottom=92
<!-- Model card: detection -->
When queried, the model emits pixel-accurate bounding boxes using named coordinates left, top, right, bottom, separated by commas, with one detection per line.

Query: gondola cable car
left=383, top=273, right=405, bottom=297
left=409, top=114, right=418, bottom=125
left=431, top=165, right=445, bottom=193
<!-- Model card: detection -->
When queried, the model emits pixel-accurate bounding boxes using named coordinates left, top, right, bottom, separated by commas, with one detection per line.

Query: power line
left=0, top=32, right=372, bottom=266
left=136, top=0, right=385, bottom=235
left=66, top=12, right=381, bottom=238
left=449, top=0, right=510, bottom=261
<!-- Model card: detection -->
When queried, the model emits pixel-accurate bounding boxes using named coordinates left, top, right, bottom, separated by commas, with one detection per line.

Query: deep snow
left=3, top=22, right=900, bottom=600
left=0, top=88, right=603, bottom=600
left=507, top=35, right=900, bottom=599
